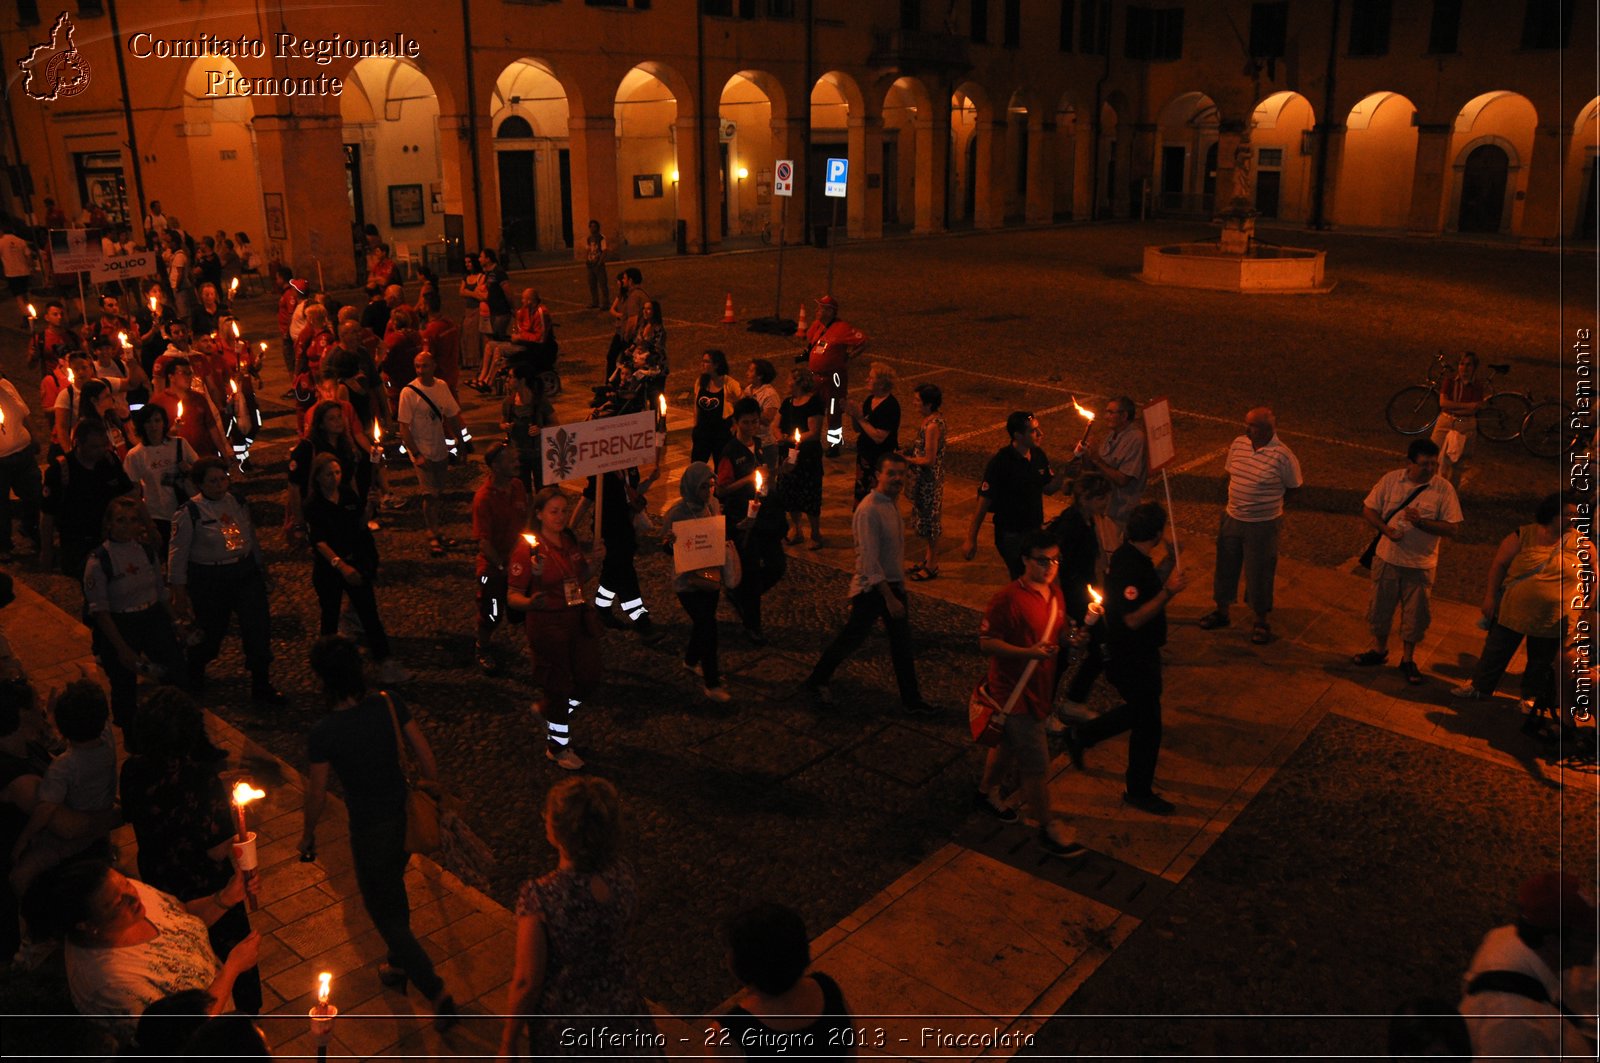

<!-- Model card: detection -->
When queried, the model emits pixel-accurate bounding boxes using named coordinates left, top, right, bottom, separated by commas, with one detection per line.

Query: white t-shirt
left=125, top=437, right=199, bottom=521
left=66, top=881, right=223, bottom=1047
left=1363, top=469, right=1462, bottom=569
left=1224, top=435, right=1304, bottom=522
left=397, top=378, right=460, bottom=462
left=0, top=233, right=32, bottom=278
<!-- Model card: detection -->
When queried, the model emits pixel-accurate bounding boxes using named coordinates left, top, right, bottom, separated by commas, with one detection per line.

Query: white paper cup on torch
left=1084, top=585, right=1105, bottom=625
left=310, top=971, right=337, bottom=1046
left=231, top=830, right=259, bottom=872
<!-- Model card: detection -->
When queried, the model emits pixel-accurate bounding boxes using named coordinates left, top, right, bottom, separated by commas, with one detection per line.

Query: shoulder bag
left=382, top=692, right=441, bottom=855
left=1357, top=481, right=1431, bottom=570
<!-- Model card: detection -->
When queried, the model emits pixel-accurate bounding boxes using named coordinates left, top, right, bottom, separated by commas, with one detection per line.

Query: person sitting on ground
left=705, top=902, right=854, bottom=1057
left=499, top=777, right=660, bottom=1058
left=20, top=859, right=259, bottom=1048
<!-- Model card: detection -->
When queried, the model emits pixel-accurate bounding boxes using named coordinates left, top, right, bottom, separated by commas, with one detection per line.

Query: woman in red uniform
left=506, top=487, right=601, bottom=771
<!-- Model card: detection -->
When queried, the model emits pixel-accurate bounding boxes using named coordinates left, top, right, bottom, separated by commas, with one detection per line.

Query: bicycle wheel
left=1385, top=386, right=1439, bottom=435
left=1478, top=392, right=1532, bottom=443
left=1520, top=401, right=1571, bottom=459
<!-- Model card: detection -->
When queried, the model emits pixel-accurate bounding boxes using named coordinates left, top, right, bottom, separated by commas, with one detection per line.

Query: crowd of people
left=0, top=203, right=1593, bottom=1058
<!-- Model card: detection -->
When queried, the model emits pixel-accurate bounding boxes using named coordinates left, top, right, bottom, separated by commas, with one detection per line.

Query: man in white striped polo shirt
left=1197, top=407, right=1303, bottom=644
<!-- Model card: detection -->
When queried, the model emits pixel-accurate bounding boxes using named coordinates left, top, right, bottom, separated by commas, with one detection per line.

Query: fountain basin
left=1140, top=242, right=1332, bottom=293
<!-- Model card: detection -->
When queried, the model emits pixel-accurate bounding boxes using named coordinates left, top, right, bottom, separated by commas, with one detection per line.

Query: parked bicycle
left=1385, top=352, right=1531, bottom=442
left=1520, top=399, right=1581, bottom=459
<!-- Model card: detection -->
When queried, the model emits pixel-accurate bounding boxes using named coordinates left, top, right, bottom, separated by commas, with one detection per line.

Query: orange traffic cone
left=793, top=303, right=808, bottom=337
left=722, top=293, right=736, bottom=325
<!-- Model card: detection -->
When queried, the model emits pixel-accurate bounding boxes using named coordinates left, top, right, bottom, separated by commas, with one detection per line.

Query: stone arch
left=614, top=64, right=683, bottom=249
left=1565, top=98, right=1600, bottom=239
left=881, top=76, right=933, bottom=232
left=810, top=71, right=868, bottom=236
left=1100, top=90, right=1130, bottom=217
left=1249, top=90, right=1316, bottom=222
left=950, top=81, right=994, bottom=226
left=180, top=59, right=267, bottom=248
left=1002, top=88, right=1045, bottom=224
left=720, top=71, right=787, bottom=241
left=489, top=59, right=575, bottom=253
left=1446, top=91, right=1536, bottom=235
left=1334, top=91, right=1418, bottom=229
left=1053, top=94, right=1083, bottom=219
left=1153, top=91, right=1219, bottom=216
left=340, top=58, right=447, bottom=268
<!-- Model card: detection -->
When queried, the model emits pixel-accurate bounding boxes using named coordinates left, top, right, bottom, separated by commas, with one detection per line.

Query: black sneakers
left=1122, top=791, right=1176, bottom=816
left=973, top=790, right=1018, bottom=823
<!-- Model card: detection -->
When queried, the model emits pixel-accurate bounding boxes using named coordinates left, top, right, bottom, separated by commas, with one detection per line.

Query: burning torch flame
left=258, top=341, right=268, bottom=353
left=176, top=401, right=184, bottom=421
left=231, top=781, right=265, bottom=808
left=66, top=367, right=75, bottom=387
left=522, top=532, right=540, bottom=549
left=25, top=303, right=36, bottom=320
left=794, top=428, right=802, bottom=446
left=658, top=393, right=667, bottom=418
left=754, top=469, right=764, bottom=493
left=149, top=296, right=158, bottom=314
left=1071, top=397, right=1095, bottom=423
left=317, top=972, right=332, bottom=1006
left=117, top=331, right=129, bottom=348
left=0, top=405, right=7, bottom=428
left=229, top=277, right=240, bottom=295
left=230, top=379, right=238, bottom=394
left=372, top=420, right=382, bottom=444
left=230, top=320, right=240, bottom=339
left=1087, top=585, right=1104, bottom=607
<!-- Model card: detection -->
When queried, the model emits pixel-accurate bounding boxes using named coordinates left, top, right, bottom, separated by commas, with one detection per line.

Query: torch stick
left=310, top=971, right=337, bottom=1062
left=230, top=781, right=265, bottom=911
left=1161, top=468, right=1181, bottom=568
left=1071, top=396, right=1096, bottom=452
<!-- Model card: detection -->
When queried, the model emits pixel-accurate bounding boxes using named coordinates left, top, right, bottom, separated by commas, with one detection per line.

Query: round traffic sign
left=776, top=161, right=792, bottom=181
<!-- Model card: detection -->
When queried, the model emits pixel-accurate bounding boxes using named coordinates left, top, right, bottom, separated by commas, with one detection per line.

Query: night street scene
left=0, top=0, right=1595, bottom=1058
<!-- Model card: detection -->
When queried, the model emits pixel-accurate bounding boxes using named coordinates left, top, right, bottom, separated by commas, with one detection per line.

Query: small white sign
left=671, top=515, right=727, bottom=575
left=1142, top=397, right=1176, bottom=472
left=90, top=251, right=157, bottom=284
left=824, top=157, right=848, bottom=198
left=774, top=159, right=794, bottom=197
left=48, top=229, right=102, bottom=272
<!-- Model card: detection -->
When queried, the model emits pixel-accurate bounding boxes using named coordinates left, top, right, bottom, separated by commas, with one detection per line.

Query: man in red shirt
left=471, top=443, right=529, bottom=674
left=420, top=304, right=461, bottom=394
left=974, top=528, right=1087, bottom=858
left=275, top=271, right=306, bottom=377
left=800, top=294, right=866, bottom=455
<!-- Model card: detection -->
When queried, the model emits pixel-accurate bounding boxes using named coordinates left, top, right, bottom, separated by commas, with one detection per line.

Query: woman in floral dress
left=905, top=382, right=946, bottom=579
left=499, top=777, right=660, bottom=1058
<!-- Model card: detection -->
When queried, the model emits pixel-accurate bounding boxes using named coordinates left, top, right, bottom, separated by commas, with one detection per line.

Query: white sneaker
left=377, top=659, right=410, bottom=685
left=1044, top=713, right=1070, bottom=736
left=546, top=746, right=584, bottom=771
left=703, top=685, right=733, bottom=704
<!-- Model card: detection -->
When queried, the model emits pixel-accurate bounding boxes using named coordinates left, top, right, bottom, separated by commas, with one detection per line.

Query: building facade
left=2, top=0, right=1593, bottom=287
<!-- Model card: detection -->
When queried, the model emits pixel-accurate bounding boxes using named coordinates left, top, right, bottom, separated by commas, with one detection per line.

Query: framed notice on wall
left=388, top=184, right=425, bottom=227
left=263, top=193, right=287, bottom=240
left=633, top=174, right=663, bottom=199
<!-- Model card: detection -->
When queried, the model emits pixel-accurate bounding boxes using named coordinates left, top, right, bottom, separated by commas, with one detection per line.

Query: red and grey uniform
left=472, top=476, right=527, bottom=629
left=802, top=317, right=866, bottom=446
left=507, top=531, right=600, bottom=751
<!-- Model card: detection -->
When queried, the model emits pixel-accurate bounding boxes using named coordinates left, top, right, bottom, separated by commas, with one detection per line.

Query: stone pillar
left=252, top=112, right=358, bottom=288
left=1406, top=123, right=1453, bottom=233
left=1311, top=123, right=1346, bottom=228
left=1518, top=124, right=1568, bottom=244
left=1129, top=122, right=1158, bottom=219
left=1025, top=120, right=1056, bottom=224
left=770, top=117, right=809, bottom=244
left=973, top=119, right=1006, bottom=229
left=1073, top=117, right=1095, bottom=219
left=436, top=114, right=483, bottom=247
left=847, top=113, right=884, bottom=239
left=568, top=116, right=620, bottom=262
left=912, top=91, right=950, bottom=235
left=676, top=114, right=722, bottom=254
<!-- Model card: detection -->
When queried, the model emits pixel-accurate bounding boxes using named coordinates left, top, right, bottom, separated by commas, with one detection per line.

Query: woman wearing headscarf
left=661, top=463, right=735, bottom=703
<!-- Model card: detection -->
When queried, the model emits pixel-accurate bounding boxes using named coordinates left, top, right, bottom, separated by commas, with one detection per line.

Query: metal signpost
left=772, top=159, right=793, bottom=320
left=824, top=157, right=847, bottom=294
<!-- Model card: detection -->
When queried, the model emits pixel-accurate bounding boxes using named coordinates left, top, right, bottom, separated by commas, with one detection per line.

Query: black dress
left=853, top=393, right=900, bottom=503
left=691, top=376, right=731, bottom=463
left=777, top=396, right=824, bottom=516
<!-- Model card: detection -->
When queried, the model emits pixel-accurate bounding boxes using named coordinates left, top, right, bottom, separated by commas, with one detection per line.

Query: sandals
left=908, top=564, right=939, bottom=582
left=1250, top=621, right=1272, bottom=645
left=1197, top=610, right=1230, bottom=630
left=1398, top=660, right=1424, bottom=685
left=1351, top=650, right=1388, bottom=667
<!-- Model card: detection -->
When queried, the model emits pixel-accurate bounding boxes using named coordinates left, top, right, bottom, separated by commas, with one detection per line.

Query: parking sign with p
left=824, top=157, right=848, bottom=198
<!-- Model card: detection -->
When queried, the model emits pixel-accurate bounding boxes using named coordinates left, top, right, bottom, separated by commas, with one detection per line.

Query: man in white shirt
left=0, top=372, right=41, bottom=556
left=1352, top=438, right=1462, bottom=684
left=1458, top=870, right=1596, bottom=1060
left=0, top=225, right=34, bottom=317
left=1198, top=407, right=1303, bottom=644
left=397, top=351, right=463, bottom=554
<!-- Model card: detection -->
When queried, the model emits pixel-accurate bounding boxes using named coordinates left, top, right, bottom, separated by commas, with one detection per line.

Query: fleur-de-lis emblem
left=546, top=427, right=577, bottom=479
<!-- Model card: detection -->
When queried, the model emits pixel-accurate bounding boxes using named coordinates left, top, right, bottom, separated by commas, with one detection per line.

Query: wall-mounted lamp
left=670, top=170, right=680, bottom=184
left=736, top=166, right=749, bottom=181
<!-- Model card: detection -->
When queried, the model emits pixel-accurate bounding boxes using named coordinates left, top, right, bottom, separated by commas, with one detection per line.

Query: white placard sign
left=671, top=515, right=727, bottom=575
left=539, top=409, right=658, bottom=484
left=1142, top=397, right=1176, bottom=472
left=48, top=229, right=102, bottom=272
left=824, top=157, right=848, bottom=198
left=774, top=159, right=794, bottom=197
left=90, top=251, right=157, bottom=284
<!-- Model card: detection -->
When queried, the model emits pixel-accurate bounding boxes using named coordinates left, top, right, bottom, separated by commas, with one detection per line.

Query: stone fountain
left=1140, top=139, right=1331, bottom=293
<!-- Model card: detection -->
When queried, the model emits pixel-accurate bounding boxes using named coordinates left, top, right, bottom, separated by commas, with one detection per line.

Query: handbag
left=383, top=692, right=441, bottom=855
left=1358, top=481, right=1431, bottom=570
left=967, top=598, right=1058, bottom=746
left=721, top=541, right=743, bottom=589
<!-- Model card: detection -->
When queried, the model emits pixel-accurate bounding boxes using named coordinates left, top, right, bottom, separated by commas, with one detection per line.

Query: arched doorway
left=949, top=85, right=984, bottom=225
left=882, top=77, right=928, bottom=232
left=720, top=72, right=784, bottom=240
left=1053, top=97, right=1081, bottom=219
left=1154, top=91, right=1218, bottom=215
left=1099, top=97, right=1124, bottom=217
left=340, top=59, right=443, bottom=274
left=810, top=73, right=857, bottom=238
left=1457, top=144, right=1510, bottom=232
left=614, top=65, right=681, bottom=249
left=490, top=59, right=574, bottom=254
left=181, top=59, right=267, bottom=248
left=1334, top=92, right=1418, bottom=229
left=1250, top=91, right=1315, bottom=221
left=1569, top=99, right=1600, bottom=240
left=1003, top=90, right=1034, bottom=224
left=1447, top=91, right=1536, bottom=235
